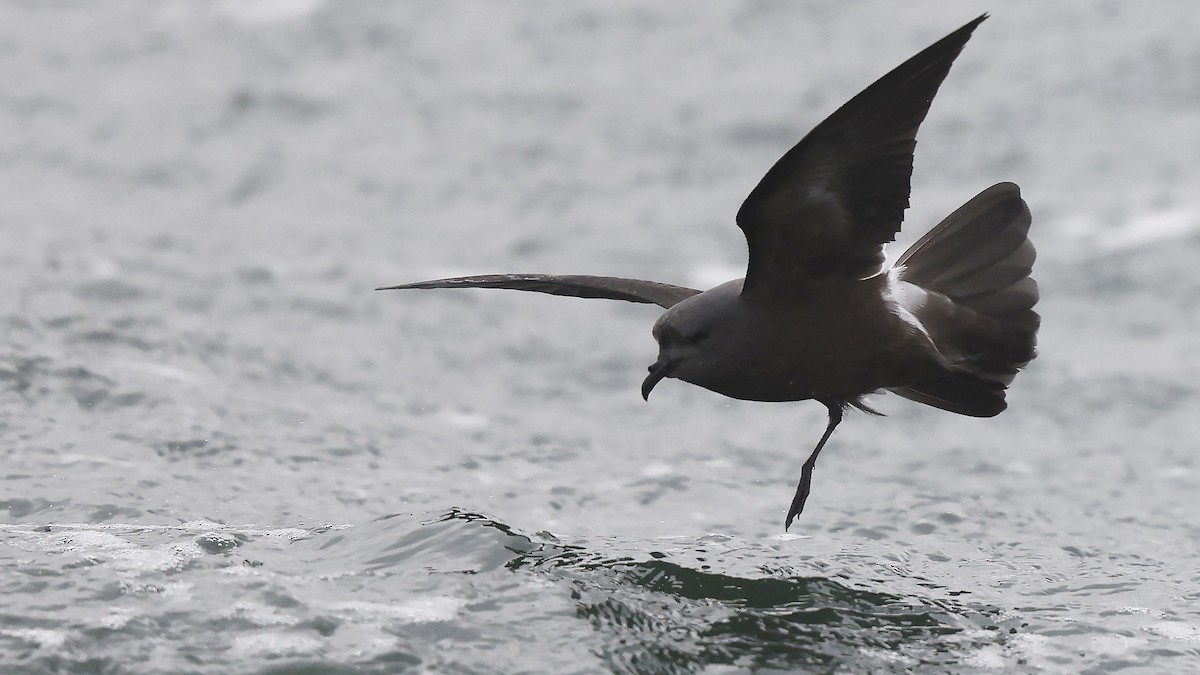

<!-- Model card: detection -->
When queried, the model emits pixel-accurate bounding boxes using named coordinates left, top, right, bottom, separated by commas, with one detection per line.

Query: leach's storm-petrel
left=380, top=14, right=1039, bottom=530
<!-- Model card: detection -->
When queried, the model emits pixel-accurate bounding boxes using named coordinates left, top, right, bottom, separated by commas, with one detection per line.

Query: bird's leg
left=784, top=402, right=844, bottom=530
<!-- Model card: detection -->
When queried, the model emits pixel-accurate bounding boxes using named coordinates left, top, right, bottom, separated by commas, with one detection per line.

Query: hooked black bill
left=641, top=358, right=676, bottom=401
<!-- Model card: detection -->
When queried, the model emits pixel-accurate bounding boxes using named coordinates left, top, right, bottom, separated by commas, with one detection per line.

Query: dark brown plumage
left=379, top=14, right=1039, bottom=530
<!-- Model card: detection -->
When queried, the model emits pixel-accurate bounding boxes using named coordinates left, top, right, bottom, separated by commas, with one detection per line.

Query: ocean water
left=3, top=2, right=1200, bottom=672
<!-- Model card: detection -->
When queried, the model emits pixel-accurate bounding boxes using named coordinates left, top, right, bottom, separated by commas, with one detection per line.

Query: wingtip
left=942, top=13, right=987, bottom=44
left=952, top=13, right=988, bottom=41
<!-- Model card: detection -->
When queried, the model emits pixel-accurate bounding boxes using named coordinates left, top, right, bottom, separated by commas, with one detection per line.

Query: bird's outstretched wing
left=735, top=14, right=987, bottom=292
left=377, top=274, right=701, bottom=309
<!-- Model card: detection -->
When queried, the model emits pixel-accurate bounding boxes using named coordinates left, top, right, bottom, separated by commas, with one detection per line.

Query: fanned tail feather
left=891, top=182, right=1040, bottom=417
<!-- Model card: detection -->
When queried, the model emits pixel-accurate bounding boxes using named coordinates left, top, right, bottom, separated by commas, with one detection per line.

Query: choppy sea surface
left=3, top=2, right=1200, bottom=672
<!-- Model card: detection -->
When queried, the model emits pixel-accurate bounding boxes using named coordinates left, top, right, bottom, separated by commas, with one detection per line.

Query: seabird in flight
left=380, top=14, right=1039, bottom=530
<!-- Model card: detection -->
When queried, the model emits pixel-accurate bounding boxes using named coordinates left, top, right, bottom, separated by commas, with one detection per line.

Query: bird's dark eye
left=689, top=328, right=712, bottom=344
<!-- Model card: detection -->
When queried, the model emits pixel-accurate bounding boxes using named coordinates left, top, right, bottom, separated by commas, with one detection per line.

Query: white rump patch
left=883, top=267, right=932, bottom=341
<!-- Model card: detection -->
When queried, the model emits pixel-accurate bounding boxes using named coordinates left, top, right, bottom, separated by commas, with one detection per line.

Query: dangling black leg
left=784, top=401, right=844, bottom=530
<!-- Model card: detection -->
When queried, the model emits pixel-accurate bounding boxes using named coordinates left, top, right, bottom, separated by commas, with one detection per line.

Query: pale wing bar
left=377, top=274, right=701, bottom=309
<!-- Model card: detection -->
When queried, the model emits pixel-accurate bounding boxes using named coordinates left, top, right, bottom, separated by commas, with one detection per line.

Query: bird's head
left=641, top=282, right=741, bottom=400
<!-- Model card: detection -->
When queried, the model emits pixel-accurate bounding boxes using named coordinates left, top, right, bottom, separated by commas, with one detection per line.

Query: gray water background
left=3, top=1, right=1200, bottom=672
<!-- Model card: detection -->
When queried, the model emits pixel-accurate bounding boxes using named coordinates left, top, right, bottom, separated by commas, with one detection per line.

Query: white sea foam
left=232, top=632, right=324, bottom=657
left=1091, top=632, right=1147, bottom=656
left=329, top=596, right=465, bottom=624
left=226, top=602, right=300, bottom=628
left=1145, top=621, right=1200, bottom=642
left=960, top=642, right=1007, bottom=669
left=0, top=628, right=67, bottom=649
left=859, top=646, right=916, bottom=667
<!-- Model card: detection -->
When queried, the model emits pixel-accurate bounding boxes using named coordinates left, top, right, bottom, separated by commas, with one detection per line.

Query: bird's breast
left=674, top=278, right=939, bottom=402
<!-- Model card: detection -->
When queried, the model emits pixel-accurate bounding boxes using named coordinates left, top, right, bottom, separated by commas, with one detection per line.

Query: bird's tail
left=890, top=182, right=1039, bottom=417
